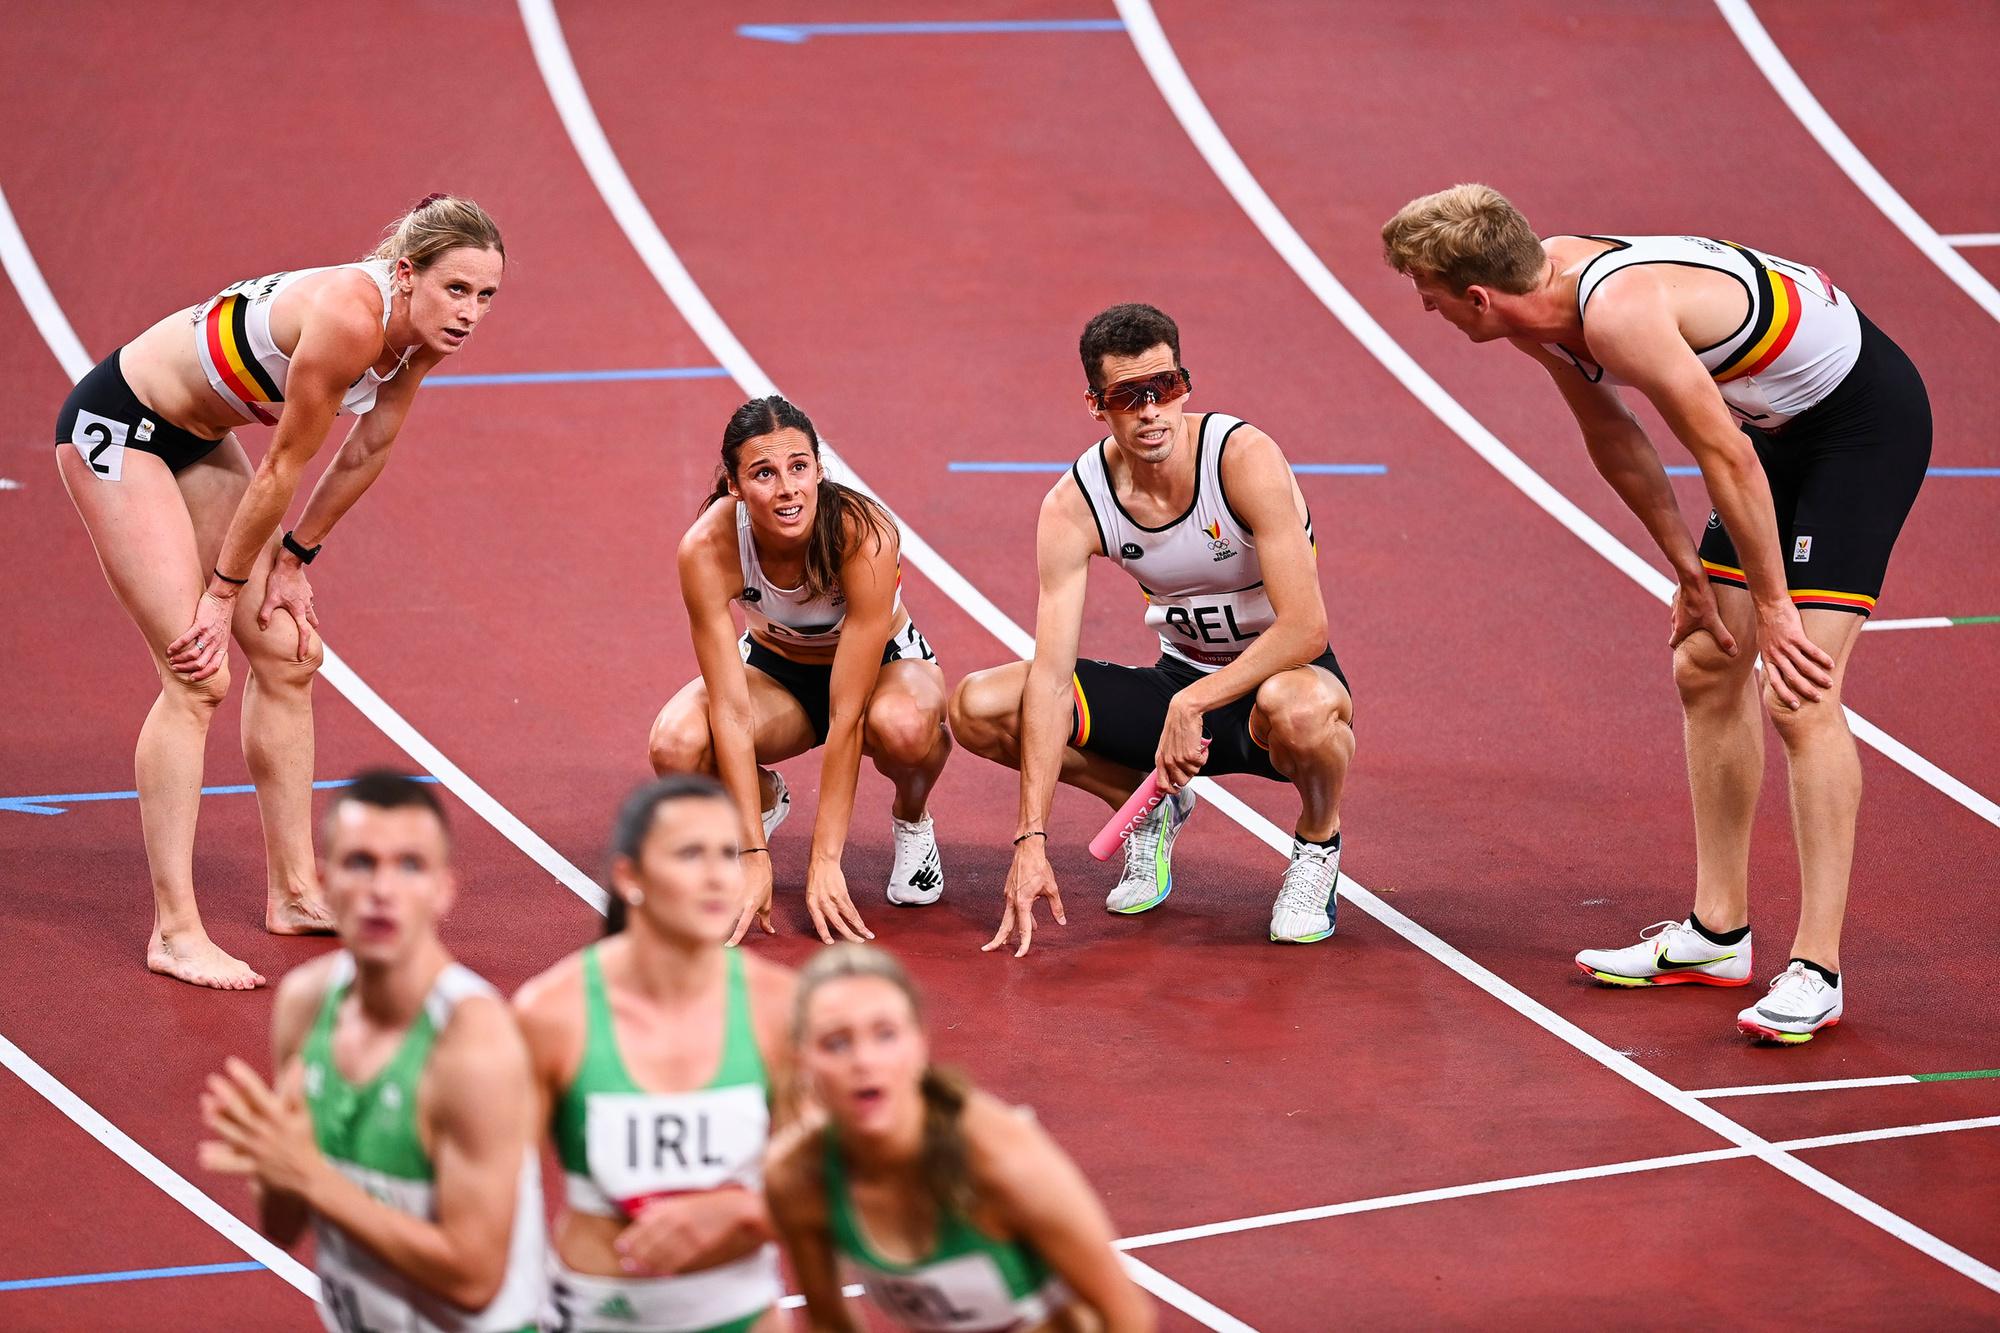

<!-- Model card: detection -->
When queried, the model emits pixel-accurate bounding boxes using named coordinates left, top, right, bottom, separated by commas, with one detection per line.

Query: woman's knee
left=648, top=705, right=713, bottom=775
left=157, top=655, right=233, bottom=713
left=948, top=668, right=1017, bottom=756
left=868, top=691, right=946, bottom=767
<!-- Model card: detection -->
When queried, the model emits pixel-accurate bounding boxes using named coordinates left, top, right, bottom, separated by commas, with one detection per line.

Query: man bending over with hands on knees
left=1381, top=184, right=1932, bottom=1044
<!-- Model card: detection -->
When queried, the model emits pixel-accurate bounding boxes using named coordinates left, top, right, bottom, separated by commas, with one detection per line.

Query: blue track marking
left=740, top=20, right=1125, bottom=43
left=948, top=461, right=1386, bottom=475
left=1663, top=464, right=1996, bottom=478
left=0, top=775, right=439, bottom=817
left=0, top=1261, right=266, bottom=1292
left=424, top=366, right=729, bottom=387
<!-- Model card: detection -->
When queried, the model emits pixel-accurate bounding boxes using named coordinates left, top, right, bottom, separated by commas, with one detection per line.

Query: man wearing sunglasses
left=952, top=303, right=1355, bottom=955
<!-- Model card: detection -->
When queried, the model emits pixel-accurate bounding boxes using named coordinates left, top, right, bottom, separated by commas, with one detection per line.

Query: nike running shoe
left=1574, top=918, right=1752, bottom=987
left=1737, top=961, right=1843, bottom=1044
left=1106, top=788, right=1196, bottom=914
left=1270, top=836, right=1340, bottom=943
left=760, top=769, right=791, bottom=842
left=885, top=814, right=944, bottom=906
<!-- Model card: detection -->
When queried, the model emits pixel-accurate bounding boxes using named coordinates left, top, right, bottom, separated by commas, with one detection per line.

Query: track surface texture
left=2, top=2, right=1994, bottom=1328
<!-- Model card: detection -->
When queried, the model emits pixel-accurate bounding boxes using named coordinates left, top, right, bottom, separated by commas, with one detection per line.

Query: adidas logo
left=595, top=1292, right=640, bottom=1320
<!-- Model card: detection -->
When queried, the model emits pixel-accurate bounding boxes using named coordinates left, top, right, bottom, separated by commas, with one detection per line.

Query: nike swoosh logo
left=1655, top=950, right=1735, bottom=970
left=1758, top=1003, right=1836, bottom=1025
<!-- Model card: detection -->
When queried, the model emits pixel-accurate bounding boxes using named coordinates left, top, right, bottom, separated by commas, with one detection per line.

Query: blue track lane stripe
left=740, top=20, right=1125, bottom=43
left=0, top=775, right=438, bottom=816
left=0, top=1262, right=267, bottom=1292
left=948, top=461, right=1385, bottom=475
left=1663, top=464, right=1995, bottom=478
left=424, top=366, right=728, bottom=386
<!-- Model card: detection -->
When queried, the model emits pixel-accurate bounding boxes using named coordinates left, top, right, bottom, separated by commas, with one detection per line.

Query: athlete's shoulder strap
left=424, top=961, right=499, bottom=1031
left=733, top=499, right=759, bottom=585
left=1069, top=439, right=1113, bottom=557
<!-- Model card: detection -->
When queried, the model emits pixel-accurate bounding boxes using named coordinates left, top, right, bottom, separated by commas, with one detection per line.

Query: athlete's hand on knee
left=1756, top=602, right=1835, bottom=709
left=984, top=843, right=1064, bottom=958
left=615, top=1190, right=759, bottom=1276
left=1155, top=696, right=1210, bottom=793
left=1670, top=579, right=1737, bottom=655
left=260, top=561, right=321, bottom=663
left=728, top=856, right=777, bottom=946
left=198, top=1056, right=321, bottom=1195
left=168, top=591, right=237, bottom=680
left=805, top=857, right=873, bottom=945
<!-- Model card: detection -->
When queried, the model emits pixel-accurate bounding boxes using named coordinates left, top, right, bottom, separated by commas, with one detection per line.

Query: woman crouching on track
left=766, top=944, right=1154, bottom=1332
left=515, top=775, right=797, bottom=1333
left=53, top=194, right=505, bottom=990
left=649, top=396, right=952, bottom=946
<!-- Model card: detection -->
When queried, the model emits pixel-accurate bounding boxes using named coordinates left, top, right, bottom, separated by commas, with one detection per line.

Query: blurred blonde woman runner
left=515, top=775, right=797, bottom=1332
left=766, top=944, right=1154, bottom=1332
left=54, top=194, right=505, bottom=989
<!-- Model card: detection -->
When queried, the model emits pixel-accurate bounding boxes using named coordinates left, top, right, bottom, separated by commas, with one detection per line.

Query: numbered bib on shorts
left=72, top=410, right=129, bottom=481
left=314, top=1169, right=438, bottom=1332
left=863, top=1252, right=1054, bottom=1333
left=584, top=1084, right=769, bottom=1214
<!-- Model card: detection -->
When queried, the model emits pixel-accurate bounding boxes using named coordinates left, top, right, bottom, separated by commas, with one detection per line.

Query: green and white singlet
left=824, top=1131, right=1071, bottom=1333
left=546, top=945, right=781, bottom=1333
left=301, top=954, right=546, bottom=1333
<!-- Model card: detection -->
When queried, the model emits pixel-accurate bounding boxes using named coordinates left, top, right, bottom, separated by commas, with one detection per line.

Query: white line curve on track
left=1714, top=0, right=2000, bottom=324
left=1114, top=0, right=2000, bottom=1294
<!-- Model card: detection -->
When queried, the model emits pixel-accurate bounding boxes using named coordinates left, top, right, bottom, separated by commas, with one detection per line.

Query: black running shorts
left=740, top=621, right=938, bottom=745
left=1069, top=648, right=1349, bottom=782
left=1698, top=309, right=1931, bottom=615
left=56, top=349, right=224, bottom=476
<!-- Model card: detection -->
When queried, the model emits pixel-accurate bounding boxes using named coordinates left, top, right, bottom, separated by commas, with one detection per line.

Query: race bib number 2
left=73, top=410, right=128, bottom=482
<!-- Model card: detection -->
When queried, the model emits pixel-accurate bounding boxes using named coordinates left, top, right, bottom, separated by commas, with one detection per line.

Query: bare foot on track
left=147, top=931, right=266, bottom=990
left=265, top=894, right=336, bottom=936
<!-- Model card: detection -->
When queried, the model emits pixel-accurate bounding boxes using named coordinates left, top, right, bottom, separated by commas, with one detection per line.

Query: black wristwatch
left=282, top=530, right=321, bottom=565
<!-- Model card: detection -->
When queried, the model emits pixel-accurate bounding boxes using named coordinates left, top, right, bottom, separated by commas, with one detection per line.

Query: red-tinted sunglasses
left=1089, top=366, right=1192, bottom=413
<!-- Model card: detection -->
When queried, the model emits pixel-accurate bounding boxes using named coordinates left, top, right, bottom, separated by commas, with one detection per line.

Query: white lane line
left=519, top=3, right=1251, bottom=1325
left=1, top=178, right=603, bottom=1304
left=1695, top=1074, right=1920, bottom=1099
left=1119, top=1256, right=1259, bottom=1332
left=1714, top=0, right=2000, bottom=325
left=0, top=1033, right=320, bottom=1298
left=525, top=0, right=2000, bottom=1302
left=515, top=0, right=1031, bottom=664
left=1111, top=0, right=1998, bottom=832
left=317, top=657, right=606, bottom=912
left=1863, top=618, right=1956, bottom=632
left=1115, top=1114, right=2000, bottom=1251
left=1943, top=233, right=2000, bottom=249
left=1111, top=0, right=2000, bottom=1295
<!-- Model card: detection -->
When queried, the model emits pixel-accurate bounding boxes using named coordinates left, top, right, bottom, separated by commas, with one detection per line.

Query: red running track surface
left=2, top=2, right=1995, bottom=1328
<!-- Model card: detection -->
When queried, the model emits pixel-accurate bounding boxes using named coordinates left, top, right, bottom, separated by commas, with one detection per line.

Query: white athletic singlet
left=193, top=260, right=413, bottom=426
left=733, top=501, right=902, bottom=652
left=1546, top=235, right=1862, bottom=428
left=1070, top=413, right=1312, bottom=672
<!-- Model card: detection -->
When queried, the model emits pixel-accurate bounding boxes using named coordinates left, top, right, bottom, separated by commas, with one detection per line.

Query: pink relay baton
left=1088, top=740, right=1208, bottom=861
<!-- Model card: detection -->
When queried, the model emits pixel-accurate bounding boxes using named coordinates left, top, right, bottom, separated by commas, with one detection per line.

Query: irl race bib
left=584, top=1084, right=769, bottom=1215
left=864, top=1252, right=1051, bottom=1333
